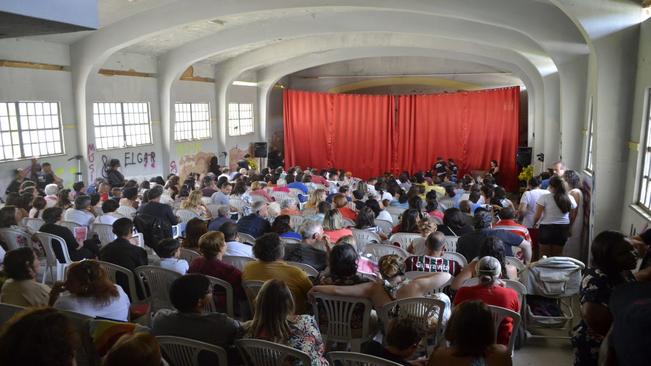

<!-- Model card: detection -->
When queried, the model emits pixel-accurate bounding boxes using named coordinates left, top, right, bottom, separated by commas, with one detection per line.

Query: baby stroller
left=521, top=256, right=585, bottom=338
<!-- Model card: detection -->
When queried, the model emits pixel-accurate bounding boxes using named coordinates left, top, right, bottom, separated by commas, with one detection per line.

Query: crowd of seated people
left=1, top=157, right=651, bottom=366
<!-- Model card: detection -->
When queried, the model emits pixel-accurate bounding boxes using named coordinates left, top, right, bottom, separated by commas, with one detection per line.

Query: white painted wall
left=621, top=18, right=651, bottom=235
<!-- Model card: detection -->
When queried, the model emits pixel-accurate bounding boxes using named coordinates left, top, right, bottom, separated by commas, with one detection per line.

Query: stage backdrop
left=283, top=87, right=519, bottom=190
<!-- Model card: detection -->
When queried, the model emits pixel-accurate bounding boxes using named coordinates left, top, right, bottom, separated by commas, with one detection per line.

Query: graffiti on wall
left=87, top=144, right=96, bottom=182
left=98, top=150, right=157, bottom=179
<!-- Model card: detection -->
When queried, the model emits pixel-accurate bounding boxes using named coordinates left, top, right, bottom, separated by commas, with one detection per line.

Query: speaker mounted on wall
left=253, top=142, right=268, bottom=158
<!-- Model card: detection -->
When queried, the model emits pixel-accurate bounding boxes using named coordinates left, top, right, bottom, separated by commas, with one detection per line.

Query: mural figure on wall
left=178, top=152, right=214, bottom=182
left=229, top=146, right=249, bottom=172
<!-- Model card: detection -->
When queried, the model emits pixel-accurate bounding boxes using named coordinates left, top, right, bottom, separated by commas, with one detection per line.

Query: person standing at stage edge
left=434, top=157, right=447, bottom=179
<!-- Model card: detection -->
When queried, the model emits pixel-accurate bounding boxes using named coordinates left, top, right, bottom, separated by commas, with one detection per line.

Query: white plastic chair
left=204, top=275, right=235, bottom=317
left=288, top=215, right=305, bottom=231
left=505, top=256, right=526, bottom=278
left=200, top=197, right=213, bottom=206
left=0, top=227, right=32, bottom=250
left=242, top=280, right=265, bottom=315
left=388, top=233, right=422, bottom=251
left=444, top=235, right=459, bottom=252
left=238, top=232, right=256, bottom=245
left=442, top=251, right=468, bottom=267
left=179, top=248, right=201, bottom=264
left=22, top=217, right=44, bottom=233
left=134, top=265, right=181, bottom=314
left=341, top=217, right=356, bottom=228
left=60, top=220, right=82, bottom=231
left=172, top=223, right=186, bottom=239
left=91, top=223, right=116, bottom=246
left=487, top=305, right=522, bottom=355
left=236, top=338, right=311, bottom=366
left=270, top=191, right=290, bottom=203
left=378, top=297, right=447, bottom=351
left=288, top=188, right=304, bottom=197
left=362, top=243, right=409, bottom=260
left=385, top=206, right=404, bottom=224
left=35, top=232, right=72, bottom=283
left=312, top=293, right=374, bottom=352
left=157, top=336, right=228, bottom=366
left=97, top=260, right=140, bottom=303
left=286, top=261, right=319, bottom=277
left=222, top=255, right=255, bottom=271
left=327, top=351, right=403, bottom=366
left=350, top=229, right=382, bottom=253
left=176, top=209, right=199, bottom=224
left=375, top=219, right=393, bottom=235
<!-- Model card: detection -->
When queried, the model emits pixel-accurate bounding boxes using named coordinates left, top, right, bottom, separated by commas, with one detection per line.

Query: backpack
left=133, top=213, right=172, bottom=250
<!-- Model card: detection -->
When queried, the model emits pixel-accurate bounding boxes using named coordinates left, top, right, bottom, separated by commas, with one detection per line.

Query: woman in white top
left=533, top=176, right=577, bottom=258
left=563, top=170, right=584, bottom=260
left=518, top=177, right=548, bottom=228
left=52, top=260, right=130, bottom=321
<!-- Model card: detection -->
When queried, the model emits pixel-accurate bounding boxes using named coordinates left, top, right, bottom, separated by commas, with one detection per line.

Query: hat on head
left=477, top=256, right=501, bottom=281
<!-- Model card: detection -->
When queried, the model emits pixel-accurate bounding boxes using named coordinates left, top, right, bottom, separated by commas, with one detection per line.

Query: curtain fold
left=283, top=87, right=519, bottom=189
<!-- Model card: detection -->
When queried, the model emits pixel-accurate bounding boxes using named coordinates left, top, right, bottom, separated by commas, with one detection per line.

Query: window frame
left=637, top=89, right=651, bottom=212
left=173, top=102, right=212, bottom=142
left=227, top=102, right=255, bottom=137
left=0, top=101, right=66, bottom=162
left=585, top=96, right=594, bottom=174
left=91, top=102, right=153, bottom=151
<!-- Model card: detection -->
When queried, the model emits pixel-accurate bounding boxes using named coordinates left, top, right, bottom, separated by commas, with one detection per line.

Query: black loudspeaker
left=516, top=147, right=532, bottom=167
left=253, top=142, right=268, bottom=158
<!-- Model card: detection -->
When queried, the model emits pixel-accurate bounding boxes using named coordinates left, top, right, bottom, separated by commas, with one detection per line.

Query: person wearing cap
left=453, top=256, right=520, bottom=346
left=236, top=200, right=271, bottom=239
left=106, top=158, right=125, bottom=188
left=457, top=210, right=532, bottom=265
left=116, top=186, right=138, bottom=218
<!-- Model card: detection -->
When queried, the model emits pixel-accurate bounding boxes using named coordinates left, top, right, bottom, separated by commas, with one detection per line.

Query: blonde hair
left=379, top=254, right=405, bottom=280
left=305, top=189, right=326, bottom=209
left=247, top=279, right=295, bottom=343
left=198, top=231, right=225, bottom=259
left=181, top=190, right=203, bottom=209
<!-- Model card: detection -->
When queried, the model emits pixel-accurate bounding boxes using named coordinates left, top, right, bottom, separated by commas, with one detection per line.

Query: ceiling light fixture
left=232, top=81, right=257, bottom=87
left=209, top=19, right=226, bottom=26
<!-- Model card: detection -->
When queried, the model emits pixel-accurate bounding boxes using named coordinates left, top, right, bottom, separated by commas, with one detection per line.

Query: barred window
left=228, top=103, right=254, bottom=136
left=0, top=102, right=64, bottom=161
left=174, top=103, right=211, bottom=141
left=92, top=102, right=152, bottom=150
left=638, top=91, right=651, bottom=210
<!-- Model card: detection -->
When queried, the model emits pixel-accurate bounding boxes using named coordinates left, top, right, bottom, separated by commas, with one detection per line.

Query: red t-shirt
left=453, top=284, right=520, bottom=346
left=338, top=207, right=358, bottom=222
left=324, top=228, right=353, bottom=243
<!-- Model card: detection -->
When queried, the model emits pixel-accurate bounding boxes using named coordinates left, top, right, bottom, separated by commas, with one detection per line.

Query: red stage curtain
left=283, top=87, right=519, bottom=190
left=283, top=89, right=395, bottom=179
left=396, top=87, right=520, bottom=190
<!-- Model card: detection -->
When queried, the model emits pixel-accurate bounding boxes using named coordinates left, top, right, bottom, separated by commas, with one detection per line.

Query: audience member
left=367, top=318, right=425, bottom=366
left=0, top=307, right=79, bottom=366
left=271, top=214, right=302, bottom=241
left=242, top=233, right=313, bottom=314
left=452, top=237, right=518, bottom=290
left=404, top=231, right=463, bottom=276
left=44, top=183, right=59, bottom=207
left=64, top=195, right=95, bottom=227
left=94, top=199, right=122, bottom=225
left=244, top=279, right=328, bottom=365
left=106, top=159, right=125, bottom=188
left=322, top=208, right=353, bottom=242
left=428, top=300, right=511, bottom=366
left=156, top=238, right=189, bottom=274
left=181, top=217, right=208, bottom=250
left=493, top=207, right=531, bottom=242
left=207, top=205, right=234, bottom=231
left=103, top=333, right=161, bottom=366
left=0, top=247, right=52, bottom=307
left=533, top=175, right=577, bottom=257
left=52, top=260, right=130, bottom=321
left=457, top=211, right=531, bottom=264
left=284, top=221, right=329, bottom=271
left=279, top=198, right=301, bottom=216
left=237, top=200, right=272, bottom=238
left=333, top=193, right=357, bottom=221
left=138, top=185, right=178, bottom=227
left=453, top=256, right=519, bottom=346
left=40, top=207, right=100, bottom=261
left=116, top=187, right=138, bottom=218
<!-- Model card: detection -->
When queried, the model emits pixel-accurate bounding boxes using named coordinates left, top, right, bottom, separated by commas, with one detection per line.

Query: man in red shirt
left=333, top=193, right=357, bottom=221
left=493, top=207, right=531, bottom=242
left=453, top=256, right=520, bottom=346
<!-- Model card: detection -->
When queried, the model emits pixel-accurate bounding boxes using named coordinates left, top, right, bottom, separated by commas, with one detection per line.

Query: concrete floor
left=513, top=336, right=574, bottom=366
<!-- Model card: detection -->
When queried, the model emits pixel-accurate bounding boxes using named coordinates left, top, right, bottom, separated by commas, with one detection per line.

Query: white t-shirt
left=116, top=205, right=137, bottom=219
left=536, top=192, right=577, bottom=225
left=159, top=258, right=189, bottom=274
left=224, top=241, right=254, bottom=258
left=521, top=188, right=548, bottom=228
left=64, top=208, right=95, bottom=227
left=54, top=285, right=130, bottom=321
left=94, top=213, right=122, bottom=225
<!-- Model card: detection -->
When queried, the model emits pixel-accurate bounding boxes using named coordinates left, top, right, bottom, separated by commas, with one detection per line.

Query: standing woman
left=571, top=231, right=639, bottom=366
left=533, top=176, right=577, bottom=257
left=563, top=170, right=584, bottom=260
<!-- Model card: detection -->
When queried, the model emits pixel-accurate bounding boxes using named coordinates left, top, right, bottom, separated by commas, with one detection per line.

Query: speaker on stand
left=253, top=142, right=268, bottom=170
left=516, top=147, right=532, bottom=169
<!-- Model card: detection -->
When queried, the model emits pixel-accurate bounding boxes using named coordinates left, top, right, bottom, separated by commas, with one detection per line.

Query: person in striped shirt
left=404, top=231, right=463, bottom=276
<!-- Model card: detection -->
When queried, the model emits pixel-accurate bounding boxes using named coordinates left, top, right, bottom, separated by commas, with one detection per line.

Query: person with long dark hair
left=105, top=159, right=125, bottom=188
left=533, top=176, right=577, bottom=257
